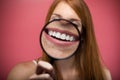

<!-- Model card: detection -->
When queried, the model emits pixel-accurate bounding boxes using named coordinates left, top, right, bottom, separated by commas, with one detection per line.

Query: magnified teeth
left=48, top=30, right=53, bottom=36
left=52, top=31, right=56, bottom=36
left=70, top=36, right=74, bottom=41
left=55, top=32, right=61, bottom=38
left=61, top=34, right=66, bottom=40
left=48, top=30, right=76, bottom=41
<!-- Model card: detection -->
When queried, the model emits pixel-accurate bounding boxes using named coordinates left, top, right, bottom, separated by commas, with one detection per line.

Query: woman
left=7, top=0, right=112, bottom=80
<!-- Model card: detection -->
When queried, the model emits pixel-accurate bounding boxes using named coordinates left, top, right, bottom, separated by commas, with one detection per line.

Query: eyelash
left=50, top=16, right=60, bottom=21
left=50, top=16, right=82, bottom=27
left=72, top=20, right=82, bottom=27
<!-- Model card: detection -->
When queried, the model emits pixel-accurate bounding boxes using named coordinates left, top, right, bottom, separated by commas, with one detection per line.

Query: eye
left=71, top=20, right=82, bottom=27
left=71, top=21, right=78, bottom=25
left=50, top=15, right=60, bottom=21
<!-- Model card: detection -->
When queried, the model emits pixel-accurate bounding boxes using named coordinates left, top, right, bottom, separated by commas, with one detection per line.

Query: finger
left=36, top=61, right=55, bottom=78
left=36, top=61, right=56, bottom=79
left=29, top=73, right=53, bottom=80
left=38, top=60, right=53, bottom=71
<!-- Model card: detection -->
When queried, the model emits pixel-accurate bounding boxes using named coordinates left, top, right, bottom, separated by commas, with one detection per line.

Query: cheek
left=77, top=26, right=82, bottom=36
left=79, top=26, right=82, bottom=32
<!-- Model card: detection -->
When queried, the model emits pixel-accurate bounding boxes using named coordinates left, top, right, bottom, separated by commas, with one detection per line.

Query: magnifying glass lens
left=40, top=19, right=80, bottom=60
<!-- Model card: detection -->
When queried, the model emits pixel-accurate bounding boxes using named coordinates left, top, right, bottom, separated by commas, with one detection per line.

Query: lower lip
left=43, top=31, right=79, bottom=47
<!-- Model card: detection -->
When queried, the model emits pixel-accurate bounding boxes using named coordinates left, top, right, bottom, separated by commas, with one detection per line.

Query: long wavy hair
left=41, top=0, right=105, bottom=80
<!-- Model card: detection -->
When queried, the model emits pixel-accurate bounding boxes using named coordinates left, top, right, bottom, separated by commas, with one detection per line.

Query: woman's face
left=41, top=1, right=82, bottom=59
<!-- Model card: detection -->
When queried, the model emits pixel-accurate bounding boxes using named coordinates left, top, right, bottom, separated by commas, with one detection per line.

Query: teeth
left=66, top=35, right=70, bottom=41
left=60, top=34, right=66, bottom=40
left=70, top=36, right=74, bottom=41
left=48, top=30, right=53, bottom=36
left=48, top=30, right=75, bottom=41
left=52, top=31, right=56, bottom=36
left=55, top=32, right=61, bottom=38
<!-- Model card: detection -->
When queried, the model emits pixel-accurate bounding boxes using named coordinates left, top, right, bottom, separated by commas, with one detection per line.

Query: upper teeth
left=48, top=30, right=75, bottom=41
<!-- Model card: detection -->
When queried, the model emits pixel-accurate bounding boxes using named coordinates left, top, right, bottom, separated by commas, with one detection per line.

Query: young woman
left=7, top=0, right=112, bottom=80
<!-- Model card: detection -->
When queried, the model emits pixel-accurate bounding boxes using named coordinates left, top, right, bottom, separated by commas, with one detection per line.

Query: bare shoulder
left=7, top=61, right=37, bottom=80
left=103, top=67, right=112, bottom=80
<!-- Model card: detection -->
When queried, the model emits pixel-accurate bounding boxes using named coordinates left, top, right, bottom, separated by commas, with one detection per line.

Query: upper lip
left=45, top=28, right=79, bottom=42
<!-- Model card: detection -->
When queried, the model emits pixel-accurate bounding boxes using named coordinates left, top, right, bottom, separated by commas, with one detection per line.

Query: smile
left=45, top=28, right=79, bottom=42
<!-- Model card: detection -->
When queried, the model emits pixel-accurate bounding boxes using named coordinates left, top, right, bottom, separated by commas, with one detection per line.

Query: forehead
left=52, top=1, right=80, bottom=20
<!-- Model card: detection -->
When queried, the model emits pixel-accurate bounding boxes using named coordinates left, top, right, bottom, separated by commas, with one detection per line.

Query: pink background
left=1, top=0, right=120, bottom=80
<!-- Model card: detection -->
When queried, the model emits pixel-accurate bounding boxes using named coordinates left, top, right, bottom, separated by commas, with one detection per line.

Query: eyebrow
left=52, top=13, right=62, bottom=18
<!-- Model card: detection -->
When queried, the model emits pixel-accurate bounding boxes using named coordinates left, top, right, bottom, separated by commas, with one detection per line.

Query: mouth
left=45, top=28, right=79, bottom=42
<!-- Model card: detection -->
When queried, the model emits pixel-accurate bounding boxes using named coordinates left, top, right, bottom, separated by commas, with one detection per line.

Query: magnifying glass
left=40, top=19, right=81, bottom=60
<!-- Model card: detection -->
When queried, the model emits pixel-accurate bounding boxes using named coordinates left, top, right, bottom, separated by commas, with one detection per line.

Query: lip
left=43, top=29, right=79, bottom=47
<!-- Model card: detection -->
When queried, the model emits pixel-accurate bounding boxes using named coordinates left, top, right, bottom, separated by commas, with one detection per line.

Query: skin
left=7, top=1, right=112, bottom=80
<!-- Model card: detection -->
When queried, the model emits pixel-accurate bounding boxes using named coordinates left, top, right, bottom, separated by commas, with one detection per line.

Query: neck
left=54, top=56, right=79, bottom=80
left=54, top=56, right=75, bottom=71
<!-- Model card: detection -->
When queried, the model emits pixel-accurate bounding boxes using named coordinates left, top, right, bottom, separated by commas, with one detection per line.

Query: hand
left=29, top=61, right=55, bottom=80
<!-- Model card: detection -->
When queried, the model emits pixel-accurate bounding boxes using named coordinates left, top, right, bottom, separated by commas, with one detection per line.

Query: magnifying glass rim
left=40, top=19, right=81, bottom=60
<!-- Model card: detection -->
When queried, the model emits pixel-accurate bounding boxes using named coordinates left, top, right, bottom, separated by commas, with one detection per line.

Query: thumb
left=36, top=61, right=55, bottom=78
